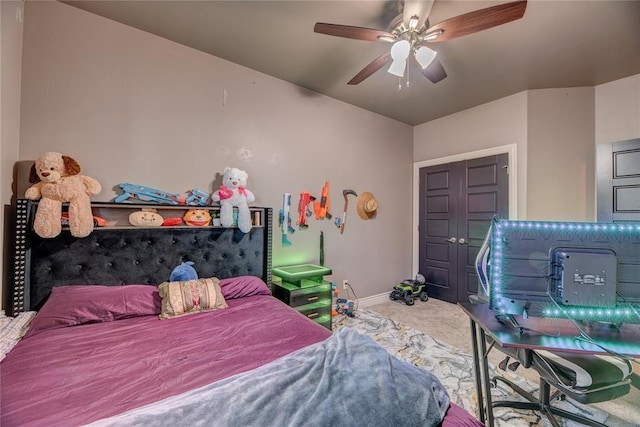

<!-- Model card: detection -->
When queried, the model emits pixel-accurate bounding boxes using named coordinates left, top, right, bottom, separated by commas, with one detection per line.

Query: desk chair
left=490, top=338, right=632, bottom=427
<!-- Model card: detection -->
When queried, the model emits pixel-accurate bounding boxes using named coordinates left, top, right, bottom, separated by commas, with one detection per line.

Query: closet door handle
left=447, top=237, right=457, bottom=243
left=458, top=238, right=467, bottom=244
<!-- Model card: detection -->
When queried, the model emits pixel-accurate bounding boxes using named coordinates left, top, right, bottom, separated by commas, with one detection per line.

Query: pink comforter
left=1, top=295, right=330, bottom=426
left=1, top=293, right=482, bottom=427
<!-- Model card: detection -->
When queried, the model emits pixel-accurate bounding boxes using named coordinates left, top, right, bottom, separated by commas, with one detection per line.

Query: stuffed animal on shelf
left=24, top=152, right=101, bottom=238
left=183, top=209, right=211, bottom=227
left=129, top=209, right=164, bottom=227
left=169, top=261, right=198, bottom=282
left=211, top=167, right=255, bottom=233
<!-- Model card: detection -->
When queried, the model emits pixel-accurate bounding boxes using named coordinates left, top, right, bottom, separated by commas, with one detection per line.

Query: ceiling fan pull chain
left=406, top=64, right=411, bottom=88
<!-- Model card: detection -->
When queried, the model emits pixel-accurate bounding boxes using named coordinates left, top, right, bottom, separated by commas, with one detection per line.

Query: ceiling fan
left=314, top=0, right=527, bottom=85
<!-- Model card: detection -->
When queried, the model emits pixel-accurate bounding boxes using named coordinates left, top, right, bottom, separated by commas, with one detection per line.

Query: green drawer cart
left=271, top=264, right=332, bottom=330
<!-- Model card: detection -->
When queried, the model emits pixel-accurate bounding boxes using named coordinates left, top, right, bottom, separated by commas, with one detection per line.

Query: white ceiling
left=62, top=0, right=640, bottom=126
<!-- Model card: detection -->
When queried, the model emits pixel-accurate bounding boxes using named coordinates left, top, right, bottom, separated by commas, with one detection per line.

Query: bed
left=1, top=199, right=483, bottom=426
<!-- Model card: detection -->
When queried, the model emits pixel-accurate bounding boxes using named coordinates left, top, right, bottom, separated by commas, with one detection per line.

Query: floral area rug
left=333, top=309, right=614, bottom=427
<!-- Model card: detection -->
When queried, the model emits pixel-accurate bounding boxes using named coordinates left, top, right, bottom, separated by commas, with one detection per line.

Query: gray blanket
left=89, top=327, right=450, bottom=427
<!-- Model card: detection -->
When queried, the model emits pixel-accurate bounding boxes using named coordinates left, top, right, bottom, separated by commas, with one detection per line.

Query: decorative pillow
left=219, top=276, right=271, bottom=299
left=158, top=277, right=228, bottom=319
left=26, top=285, right=161, bottom=337
left=1, top=311, right=37, bottom=361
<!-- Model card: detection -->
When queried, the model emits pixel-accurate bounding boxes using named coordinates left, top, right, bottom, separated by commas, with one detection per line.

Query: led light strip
left=489, top=219, right=640, bottom=316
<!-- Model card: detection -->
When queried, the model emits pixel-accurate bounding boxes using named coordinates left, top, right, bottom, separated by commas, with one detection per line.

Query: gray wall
left=6, top=1, right=413, bottom=307
left=1, top=1, right=25, bottom=309
left=414, top=78, right=640, bottom=223
left=414, top=92, right=529, bottom=218
left=526, top=88, right=595, bottom=221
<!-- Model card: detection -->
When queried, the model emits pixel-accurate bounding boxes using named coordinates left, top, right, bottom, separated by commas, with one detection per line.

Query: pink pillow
left=219, top=276, right=271, bottom=299
left=26, top=285, right=161, bottom=337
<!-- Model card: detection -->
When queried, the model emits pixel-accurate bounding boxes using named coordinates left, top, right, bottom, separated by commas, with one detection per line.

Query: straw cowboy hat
left=357, top=192, right=378, bottom=220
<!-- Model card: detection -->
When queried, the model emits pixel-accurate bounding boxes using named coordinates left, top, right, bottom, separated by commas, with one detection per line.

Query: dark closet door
left=419, top=154, right=509, bottom=303
left=597, top=138, right=640, bottom=222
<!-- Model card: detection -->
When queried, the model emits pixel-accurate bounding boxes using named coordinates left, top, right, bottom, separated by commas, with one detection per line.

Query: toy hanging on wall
left=25, top=152, right=102, bottom=238
left=279, top=192, right=294, bottom=246
left=211, top=167, right=255, bottom=233
left=297, top=191, right=316, bottom=229
left=313, top=181, right=332, bottom=220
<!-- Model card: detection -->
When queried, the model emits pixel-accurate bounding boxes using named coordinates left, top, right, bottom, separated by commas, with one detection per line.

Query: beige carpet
left=367, top=298, right=640, bottom=426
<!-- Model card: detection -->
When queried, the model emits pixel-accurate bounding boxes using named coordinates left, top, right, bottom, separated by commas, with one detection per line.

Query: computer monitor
left=478, top=219, right=640, bottom=324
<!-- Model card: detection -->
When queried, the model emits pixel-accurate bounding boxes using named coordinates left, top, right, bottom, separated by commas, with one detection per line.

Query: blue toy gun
left=184, top=189, right=212, bottom=206
left=115, top=183, right=181, bottom=204
left=279, top=192, right=295, bottom=246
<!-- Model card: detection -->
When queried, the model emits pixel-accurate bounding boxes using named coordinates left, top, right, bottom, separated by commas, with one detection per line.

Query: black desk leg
left=478, top=327, right=495, bottom=427
left=469, top=318, right=485, bottom=424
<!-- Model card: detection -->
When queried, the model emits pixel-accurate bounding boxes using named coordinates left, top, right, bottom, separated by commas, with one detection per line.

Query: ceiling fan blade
left=415, top=57, right=447, bottom=83
left=425, top=0, right=527, bottom=42
left=314, top=23, right=395, bottom=42
left=348, top=51, right=392, bottom=85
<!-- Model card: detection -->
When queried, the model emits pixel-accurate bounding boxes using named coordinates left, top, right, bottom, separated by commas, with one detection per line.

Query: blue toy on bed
left=170, top=261, right=198, bottom=282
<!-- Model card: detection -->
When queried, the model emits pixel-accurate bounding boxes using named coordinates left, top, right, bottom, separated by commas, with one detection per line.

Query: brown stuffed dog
left=25, top=152, right=102, bottom=238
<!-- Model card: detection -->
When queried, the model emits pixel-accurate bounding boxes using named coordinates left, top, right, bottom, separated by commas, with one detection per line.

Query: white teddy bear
left=211, top=167, right=255, bottom=233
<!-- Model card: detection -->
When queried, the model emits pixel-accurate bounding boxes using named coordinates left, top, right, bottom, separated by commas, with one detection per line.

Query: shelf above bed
left=88, top=202, right=265, bottom=229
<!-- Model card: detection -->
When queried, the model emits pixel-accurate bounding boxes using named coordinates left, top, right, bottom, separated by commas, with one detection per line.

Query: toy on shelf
left=183, top=209, right=212, bottom=227
left=128, top=208, right=164, bottom=227
left=279, top=193, right=294, bottom=246
left=211, top=167, right=255, bottom=233
left=389, top=274, right=428, bottom=306
left=162, top=217, right=184, bottom=226
left=61, top=212, right=107, bottom=227
left=297, top=191, right=316, bottom=229
left=115, top=183, right=180, bottom=205
left=184, top=189, right=211, bottom=206
left=25, top=152, right=102, bottom=238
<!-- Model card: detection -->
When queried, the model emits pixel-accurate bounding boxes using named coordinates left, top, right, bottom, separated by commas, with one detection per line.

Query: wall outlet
left=342, top=279, right=349, bottom=290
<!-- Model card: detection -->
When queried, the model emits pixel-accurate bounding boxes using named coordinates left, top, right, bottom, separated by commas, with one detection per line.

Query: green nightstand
left=271, top=264, right=333, bottom=330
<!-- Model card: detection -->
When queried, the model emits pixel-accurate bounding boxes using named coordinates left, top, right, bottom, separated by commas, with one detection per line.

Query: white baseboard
left=356, top=292, right=390, bottom=308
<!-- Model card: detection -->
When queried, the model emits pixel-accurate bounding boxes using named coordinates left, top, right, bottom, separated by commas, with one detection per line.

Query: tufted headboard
left=10, top=199, right=272, bottom=316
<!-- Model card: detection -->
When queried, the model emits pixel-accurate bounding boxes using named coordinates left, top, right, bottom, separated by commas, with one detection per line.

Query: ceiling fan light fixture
left=387, top=39, right=410, bottom=76
left=415, top=46, right=437, bottom=69
left=388, top=59, right=407, bottom=77
left=408, top=15, right=420, bottom=30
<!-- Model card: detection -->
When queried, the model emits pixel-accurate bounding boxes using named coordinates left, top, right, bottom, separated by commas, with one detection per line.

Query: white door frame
left=412, top=144, right=518, bottom=276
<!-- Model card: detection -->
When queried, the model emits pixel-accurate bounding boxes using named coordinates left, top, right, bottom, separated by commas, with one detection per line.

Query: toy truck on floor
left=389, top=274, right=428, bottom=306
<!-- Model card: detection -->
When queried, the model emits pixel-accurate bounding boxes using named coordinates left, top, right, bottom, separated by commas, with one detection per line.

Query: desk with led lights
left=459, top=302, right=640, bottom=426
